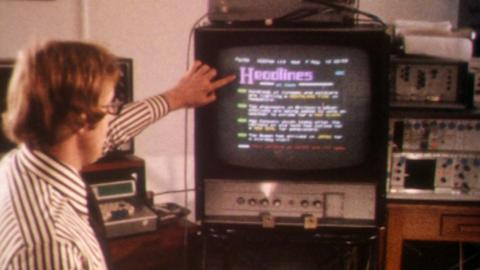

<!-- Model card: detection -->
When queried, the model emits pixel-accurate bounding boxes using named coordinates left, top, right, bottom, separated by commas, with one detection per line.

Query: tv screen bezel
left=194, top=25, right=390, bottom=184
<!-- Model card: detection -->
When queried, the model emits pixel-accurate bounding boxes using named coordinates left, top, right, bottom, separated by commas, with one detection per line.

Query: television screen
left=215, top=45, right=371, bottom=170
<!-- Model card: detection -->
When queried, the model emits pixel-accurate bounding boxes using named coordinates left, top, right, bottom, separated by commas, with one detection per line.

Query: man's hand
left=163, top=61, right=236, bottom=111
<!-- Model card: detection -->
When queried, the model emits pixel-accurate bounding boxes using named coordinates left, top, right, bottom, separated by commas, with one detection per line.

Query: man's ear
left=75, top=113, right=89, bottom=134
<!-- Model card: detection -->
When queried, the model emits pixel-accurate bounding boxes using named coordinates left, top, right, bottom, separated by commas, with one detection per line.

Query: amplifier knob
left=236, top=197, right=246, bottom=205
left=248, top=198, right=257, bottom=206
left=301, top=200, right=310, bottom=208
left=313, top=200, right=323, bottom=208
left=273, top=199, right=282, bottom=207
left=260, top=198, right=269, bottom=206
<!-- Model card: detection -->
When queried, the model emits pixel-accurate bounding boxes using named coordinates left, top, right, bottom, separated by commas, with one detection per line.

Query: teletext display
left=215, top=45, right=371, bottom=170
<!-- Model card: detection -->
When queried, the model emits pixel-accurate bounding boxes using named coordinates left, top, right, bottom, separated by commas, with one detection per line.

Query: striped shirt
left=0, top=95, right=169, bottom=270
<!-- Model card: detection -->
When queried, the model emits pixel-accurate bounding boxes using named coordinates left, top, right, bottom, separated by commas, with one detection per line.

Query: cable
left=174, top=13, right=211, bottom=270
left=186, top=13, right=210, bottom=69
left=304, top=0, right=386, bottom=27
left=153, top=188, right=196, bottom=197
left=183, top=10, right=209, bottom=217
left=183, top=11, right=209, bottom=216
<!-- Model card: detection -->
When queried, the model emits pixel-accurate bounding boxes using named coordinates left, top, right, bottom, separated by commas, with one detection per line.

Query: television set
left=0, top=58, right=134, bottom=158
left=194, top=25, right=390, bottom=228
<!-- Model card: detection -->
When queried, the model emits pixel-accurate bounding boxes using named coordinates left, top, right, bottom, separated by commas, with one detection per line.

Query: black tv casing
left=194, top=25, right=391, bottom=226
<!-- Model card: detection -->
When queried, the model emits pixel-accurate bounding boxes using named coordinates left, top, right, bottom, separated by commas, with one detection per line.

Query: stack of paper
left=394, top=20, right=474, bottom=61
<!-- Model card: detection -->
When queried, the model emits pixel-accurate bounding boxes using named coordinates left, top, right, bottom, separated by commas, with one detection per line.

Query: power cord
left=302, top=0, right=386, bottom=27
left=178, top=12, right=210, bottom=270
left=153, top=188, right=196, bottom=197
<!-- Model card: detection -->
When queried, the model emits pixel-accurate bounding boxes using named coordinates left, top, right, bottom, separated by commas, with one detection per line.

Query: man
left=0, top=40, right=235, bottom=269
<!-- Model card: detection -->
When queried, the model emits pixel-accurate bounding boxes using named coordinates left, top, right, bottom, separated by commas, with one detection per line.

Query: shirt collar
left=17, top=144, right=89, bottom=215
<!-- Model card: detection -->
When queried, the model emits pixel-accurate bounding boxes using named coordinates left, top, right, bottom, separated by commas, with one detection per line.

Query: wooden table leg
left=385, top=207, right=404, bottom=270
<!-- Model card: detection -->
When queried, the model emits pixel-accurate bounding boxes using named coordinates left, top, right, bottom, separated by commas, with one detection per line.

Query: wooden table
left=385, top=202, right=480, bottom=270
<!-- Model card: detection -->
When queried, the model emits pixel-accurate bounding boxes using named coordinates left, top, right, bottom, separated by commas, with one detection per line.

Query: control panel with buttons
left=389, top=152, right=480, bottom=200
left=389, top=57, right=468, bottom=109
left=388, top=117, right=480, bottom=201
left=203, top=179, right=377, bottom=228
left=391, top=118, right=480, bottom=152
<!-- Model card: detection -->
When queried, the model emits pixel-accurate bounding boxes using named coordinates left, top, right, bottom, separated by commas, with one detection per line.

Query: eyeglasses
left=100, top=98, right=124, bottom=116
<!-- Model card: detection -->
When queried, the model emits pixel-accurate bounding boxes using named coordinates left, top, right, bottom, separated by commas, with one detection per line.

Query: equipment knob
left=248, top=198, right=257, bottom=206
left=300, top=200, right=309, bottom=208
left=260, top=198, right=269, bottom=207
left=273, top=199, right=282, bottom=207
left=236, top=197, right=246, bottom=205
left=313, top=200, right=323, bottom=208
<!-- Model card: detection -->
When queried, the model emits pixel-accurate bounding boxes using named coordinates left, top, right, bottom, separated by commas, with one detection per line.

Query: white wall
left=85, top=0, right=207, bottom=213
left=360, top=0, right=459, bottom=26
left=0, top=0, right=207, bottom=213
left=0, top=0, right=460, bottom=217
left=0, top=1, right=82, bottom=56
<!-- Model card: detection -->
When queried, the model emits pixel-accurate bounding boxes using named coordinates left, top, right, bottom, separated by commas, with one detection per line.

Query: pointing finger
left=210, top=74, right=236, bottom=90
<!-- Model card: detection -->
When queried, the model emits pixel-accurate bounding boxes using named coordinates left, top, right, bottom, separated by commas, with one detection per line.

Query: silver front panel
left=203, top=178, right=377, bottom=228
